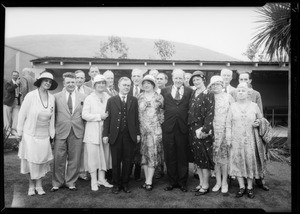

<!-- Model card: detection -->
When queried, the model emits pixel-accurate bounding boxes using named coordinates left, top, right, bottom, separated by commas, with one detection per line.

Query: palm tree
left=251, top=3, right=291, bottom=152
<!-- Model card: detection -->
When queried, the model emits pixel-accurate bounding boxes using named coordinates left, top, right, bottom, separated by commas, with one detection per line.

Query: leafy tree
left=243, top=43, right=264, bottom=61
left=251, top=3, right=291, bottom=151
left=96, top=36, right=129, bottom=59
left=154, top=40, right=176, bottom=60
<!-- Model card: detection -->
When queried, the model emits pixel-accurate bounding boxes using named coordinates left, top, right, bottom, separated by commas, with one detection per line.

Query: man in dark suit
left=103, top=77, right=140, bottom=194
left=51, top=72, right=86, bottom=191
left=128, top=68, right=144, bottom=181
left=84, top=65, right=100, bottom=88
left=160, top=68, right=193, bottom=192
left=3, top=70, right=22, bottom=136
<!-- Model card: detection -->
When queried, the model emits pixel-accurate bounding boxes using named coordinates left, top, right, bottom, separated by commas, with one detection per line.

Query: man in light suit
left=84, top=65, right=100, bottom=88
left=103, top=70, right=118, bottom=97
left=51, top=72, right=86, bottom=191
left=75, top=70, right=93, bottom=96
left=129, top=68, right=144, bottom=181
left=103, top=77, right=140, bottom=194
left=161, top=68, right=193, bottom=192
left=220, top=68, right=236, bottom=94
left=20, top=68, right=36, bottom=103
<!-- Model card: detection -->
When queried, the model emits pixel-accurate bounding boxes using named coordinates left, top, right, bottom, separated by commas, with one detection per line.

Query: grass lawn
left=3, top=150, right=291, bottom=211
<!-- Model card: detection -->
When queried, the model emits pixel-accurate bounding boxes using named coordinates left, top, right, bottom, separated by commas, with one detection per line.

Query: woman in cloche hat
left=16, top=71, right=58, bottom=196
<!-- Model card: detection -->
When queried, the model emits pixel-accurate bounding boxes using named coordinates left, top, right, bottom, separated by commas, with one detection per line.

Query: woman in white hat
left=226, top=82, right=263, bottom=199
left=138, top=75, right=164, bottom=191
left=82, top=74, right=113, bottom=191
left=16, top=71, right=58, bottom=196
left=207, top=75, right=234, bottom=194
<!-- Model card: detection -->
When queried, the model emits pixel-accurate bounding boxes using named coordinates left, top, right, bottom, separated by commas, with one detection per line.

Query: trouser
left=110, top=129, right=135, bottom=188
left=3, top=102, right=20, bottom=132
left=52, top=128, right=83, bottom=187
left=163, top=123, right=189, bottom=187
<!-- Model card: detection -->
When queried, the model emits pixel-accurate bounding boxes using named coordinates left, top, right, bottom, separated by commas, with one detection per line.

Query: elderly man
left=51, top=72, right=86, bottom=191
left=156, top=72, right=168, bottom=94
left=149, top=69, right=159, bottom=78
left=84, top=65, right=100, bottom=88
left=3, top=71, right=22, bottom=136
left=103, top=77, right=140, bottom=194
left=103, top=70, right=118, bottom=97
left=75, top=70, right=93, bottom=96
left=220, top=68, right=236, bottom=94
left=20, top=68, right=36, bottom=103
left=161, top=68, right=193, bottom=192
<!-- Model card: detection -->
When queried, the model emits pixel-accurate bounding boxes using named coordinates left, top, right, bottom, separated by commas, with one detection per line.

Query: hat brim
left=189, top=74, right=205, bottom=86
left=141, top=79, right=157, bottom=91
left=207, top=81, right=223, bottom=89
left=34, top=78, right=58, bottom=90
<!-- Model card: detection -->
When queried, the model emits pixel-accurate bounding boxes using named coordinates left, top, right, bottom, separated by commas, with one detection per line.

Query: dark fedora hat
left=34, top=71, right=58, bottom=90
left=189, top=70, right=206, bottom=86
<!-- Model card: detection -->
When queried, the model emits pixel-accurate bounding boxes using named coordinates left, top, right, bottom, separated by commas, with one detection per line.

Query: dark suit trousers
left=110, top=129, right=135, bottom=188
left=163, top=122, right=189, bottom=187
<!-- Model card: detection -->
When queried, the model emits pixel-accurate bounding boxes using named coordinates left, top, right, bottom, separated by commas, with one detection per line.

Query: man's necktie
left=134, top=87, right=139, bottom=97
left=175, top=87, right=181, bottom=100
left=122, top=95, right=126, bottom=104
left=68, top=92, right=73, bottom=114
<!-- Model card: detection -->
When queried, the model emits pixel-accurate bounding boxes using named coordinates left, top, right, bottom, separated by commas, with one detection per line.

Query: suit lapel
left=115, top=96, right=122, bottom=110
left=60, top=89, right=71, bottom=114
left=177, top=86, right=188, bottom=105
left=74, top=91, right=81, bottom=112
left=166, top=86, right=177, bottom=105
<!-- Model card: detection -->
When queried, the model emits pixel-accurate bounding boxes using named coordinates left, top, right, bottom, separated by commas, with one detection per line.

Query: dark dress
left=188, top=90, right=215, bottom=170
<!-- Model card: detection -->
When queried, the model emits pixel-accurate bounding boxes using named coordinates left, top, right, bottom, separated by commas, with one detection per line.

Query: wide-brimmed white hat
left=141, top=74, right=157, bottom=90
left=93, top=74, right=107, bottom=87
left=207, top=75, right=224, bottom=89
left=34, top=71, right=58, bottom=90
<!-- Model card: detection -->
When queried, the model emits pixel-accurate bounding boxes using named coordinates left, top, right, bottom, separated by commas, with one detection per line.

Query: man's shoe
left=180, top=186, right=188, bottom=192
left=123, top=186, right=131, bottom=193
left=50, top=187, right=59, bottom=192
left=68, top=186, right=77, bottom=191
left=164, top=184, right=178, bottom=191
left=155, top=173, right=164, bottom=179
left=112, top=187, right=120, bottom=194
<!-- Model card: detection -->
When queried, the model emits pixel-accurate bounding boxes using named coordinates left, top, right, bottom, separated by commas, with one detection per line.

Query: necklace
left=237, top=101, right=250, bottom=114
left=38, top=89, right=48, bottom=109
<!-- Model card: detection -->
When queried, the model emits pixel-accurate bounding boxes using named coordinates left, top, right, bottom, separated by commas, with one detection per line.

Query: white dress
left=18, top=106, right=53, bottom=179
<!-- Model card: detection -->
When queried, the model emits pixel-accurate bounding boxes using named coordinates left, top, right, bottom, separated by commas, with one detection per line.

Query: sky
left=5, top=7, right=263, bottom=61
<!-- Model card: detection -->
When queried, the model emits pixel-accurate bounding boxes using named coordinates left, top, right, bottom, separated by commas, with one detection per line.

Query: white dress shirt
left=119, top=94, right=128, bottom=103
left=171, top=85, right=184, bottom=99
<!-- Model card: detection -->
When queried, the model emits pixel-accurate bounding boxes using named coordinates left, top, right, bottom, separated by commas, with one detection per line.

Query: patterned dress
left=212, top=92, right=234, bottom=165
left=188, top=90, right=215, bottom=170
left=138, top=92, right=164, bottom=168
left=226, top=102, right=263, bottom=179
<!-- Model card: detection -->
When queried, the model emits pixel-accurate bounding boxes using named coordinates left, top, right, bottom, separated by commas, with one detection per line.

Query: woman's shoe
left=235, top=187, right=246, bottom=198
left=247, top=188, right=255, bottom=199
left=28, top=187, right=36, bottom=196
left=91, top=183, right=99, bottom=191
left=191, top=185, right=202, bottom=192
left=195, top=187, right=210, bottom=196
left=221, top=184, right=228, bottom=193
left=145, top=184, right=153, bottom=191
left=98, top=179, right=113, bottom=188
left=35, top=187, right=46, bottom=195
left=212, top=184, right=221, bottom=192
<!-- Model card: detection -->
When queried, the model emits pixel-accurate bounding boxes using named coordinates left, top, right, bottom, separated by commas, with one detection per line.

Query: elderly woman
left=187, top=71, right=215, bottom=196
left=207, top=75, right=234, bottom=194
left=138, top=75, right=164, bottom=191
left=17, top=71, right=58, bottom=196
left=226, top=82, right=263, bottom=199
left=82, top=74, right=113, bottom=191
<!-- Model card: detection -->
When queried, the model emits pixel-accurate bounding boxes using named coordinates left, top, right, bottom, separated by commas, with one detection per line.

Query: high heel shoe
left=212, top=184, right=221, bottom=192
left=191, top=185, right=202, bottom=192
left=35, top=187, right=46, bottom=195
left=247, top=188, right=255, bottom=199
left=235, top=187, right=246, bottom=198
left=98, top=179, right=113, bottom=188
left=195, top=187, right=210, bottom=196
left=145, top=184, right=153, bottom=191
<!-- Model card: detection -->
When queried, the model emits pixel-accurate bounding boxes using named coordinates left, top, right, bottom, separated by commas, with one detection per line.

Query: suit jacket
left=54, top=89, right=87, bottom=139
left=160, top=85, right=193, bottom=134
left=77, top=85, right=94, bottom=96
left=129, top=86, right=144, bottom=97
left=3, top=80, right=21, bottom=106
left=225, top=84, right=236, bottom=94
left=84, top=80, right=93, bottom=88
left=105, top=87, right=118, bottom=97
left=20, top=75, right=36, bottom=103
left=103, top=95, right=140, bottom=145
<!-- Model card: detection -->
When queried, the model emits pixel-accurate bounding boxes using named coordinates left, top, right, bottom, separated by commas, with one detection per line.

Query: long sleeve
left=256, top=92, right=263, bottom=115
left=17, top=92, right=31, bottom=136
left=82, top=96, right=102, bottom=122
left=202, top=93, right=215, bottom=134
left=5, top=81, right=18, bottom=93
left=103, top=98, right=112, bottom=137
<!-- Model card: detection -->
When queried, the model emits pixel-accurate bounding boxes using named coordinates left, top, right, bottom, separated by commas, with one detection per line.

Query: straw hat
left=93, top=74, right=107, bottom=87
left=189, top=70, right=206, bottom=86
left=141, top=74, right=157, bottom=90
left=207, top=75, right=224, bottom=89
left=34, top=71, right=58, bottom=90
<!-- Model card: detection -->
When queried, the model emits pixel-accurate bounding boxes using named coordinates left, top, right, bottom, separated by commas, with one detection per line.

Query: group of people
left=6, top=65, right=272, bottom=199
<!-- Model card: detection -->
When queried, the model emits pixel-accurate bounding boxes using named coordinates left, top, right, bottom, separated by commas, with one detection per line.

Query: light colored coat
left=17, top=89, right=55, bottom=138
left=77, top=85, right=94, bottom=96
left=82, top=92, right=110, bottom=144
left=54, top=89, right=86, bottom=139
